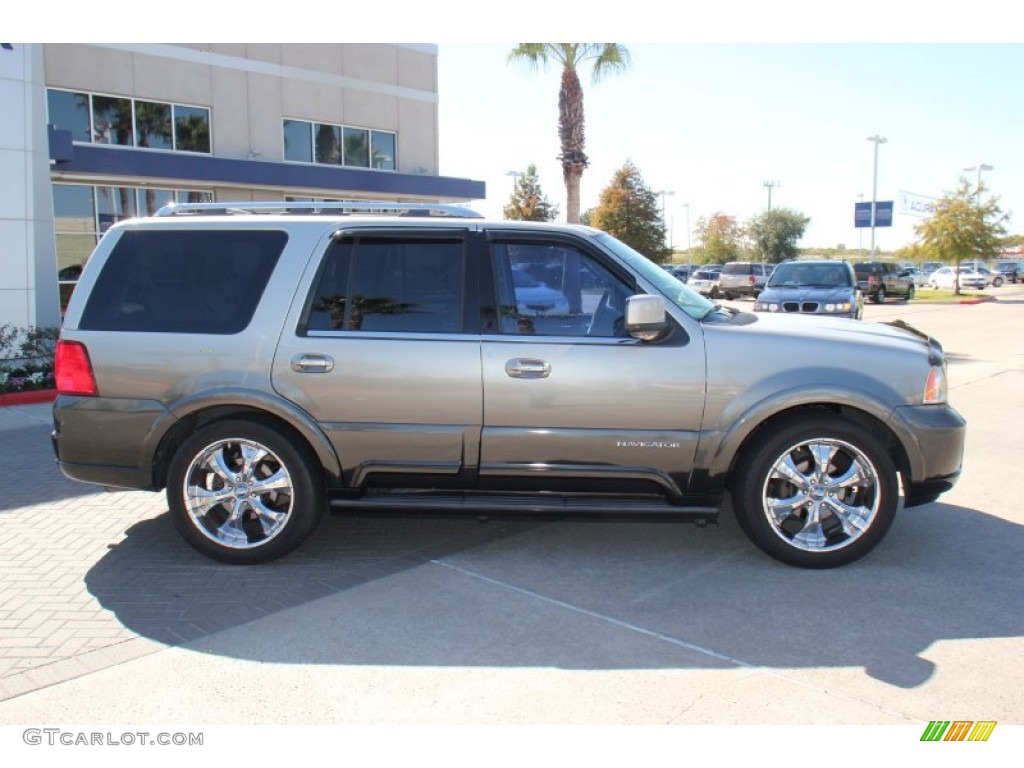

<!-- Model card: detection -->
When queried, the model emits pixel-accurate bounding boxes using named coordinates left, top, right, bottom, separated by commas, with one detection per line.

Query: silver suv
left=52, top=202, right=966, bottom=568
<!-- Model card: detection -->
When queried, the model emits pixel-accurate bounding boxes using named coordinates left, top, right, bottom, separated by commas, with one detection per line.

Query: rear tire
left=873, top=286, right=886, bottom=304
left=166, top=419, right=325, bottom=564
left=731, top=414, right=899, bottom=568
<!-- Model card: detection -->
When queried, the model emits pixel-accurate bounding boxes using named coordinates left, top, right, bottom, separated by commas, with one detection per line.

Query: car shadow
left=0, top=426, right=112, bottom=511
left=84, top=500, right=1024, bottom=688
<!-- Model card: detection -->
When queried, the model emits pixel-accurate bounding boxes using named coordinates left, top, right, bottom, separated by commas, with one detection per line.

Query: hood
left=757, top=286, right=856, bottom=303
left=719, top=310, right=937, bottom=359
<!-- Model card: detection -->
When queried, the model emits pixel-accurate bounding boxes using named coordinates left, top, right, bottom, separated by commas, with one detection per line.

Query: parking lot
left=0, top=287, right=1022, bottom=733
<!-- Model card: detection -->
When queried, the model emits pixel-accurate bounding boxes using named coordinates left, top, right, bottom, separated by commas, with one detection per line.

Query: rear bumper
left=51, top=395, right=170, bottom=491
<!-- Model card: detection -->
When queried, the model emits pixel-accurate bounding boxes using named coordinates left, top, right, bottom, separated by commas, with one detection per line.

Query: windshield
left=768, top=262, right=852, bottom=288
left=594, top=232, right=715, bottom=320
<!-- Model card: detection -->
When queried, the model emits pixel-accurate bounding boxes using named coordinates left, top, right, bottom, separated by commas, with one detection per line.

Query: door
left=272, top=231, right=482, bottom=488
left=479, top=236, right=707, bottom=500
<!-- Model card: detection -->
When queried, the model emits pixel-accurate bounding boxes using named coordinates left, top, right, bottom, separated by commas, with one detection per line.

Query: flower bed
left=0, top=324, right=58, bottom=398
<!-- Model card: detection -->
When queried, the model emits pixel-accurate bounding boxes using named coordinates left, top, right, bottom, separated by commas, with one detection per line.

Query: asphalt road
left=0, top=285, right=1021, bottom=762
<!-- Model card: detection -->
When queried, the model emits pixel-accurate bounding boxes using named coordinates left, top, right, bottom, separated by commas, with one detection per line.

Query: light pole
left=856, top=193, right=865, bottom=260
left=656, top=190, right=675, bottom=250
left=683, top=202, right=691, bottom=276
left=867, top=135, right=887, bottom=257
left=763, top=180, right=779, bottom=211
left=964, top=163, right=993, bottom=205
left=505, top=170, right=523, bottom=193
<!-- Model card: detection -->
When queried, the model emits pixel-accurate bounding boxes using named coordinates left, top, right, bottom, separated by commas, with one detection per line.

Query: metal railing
left=154, top=201, right=483, bottom=219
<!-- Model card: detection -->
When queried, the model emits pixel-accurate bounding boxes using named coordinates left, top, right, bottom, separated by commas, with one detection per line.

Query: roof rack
left=154, top=201, right=483, bottom=219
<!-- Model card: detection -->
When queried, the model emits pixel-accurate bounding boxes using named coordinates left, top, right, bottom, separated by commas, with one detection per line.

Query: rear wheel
left=167, top=420, right=325, bottom=564
left=873, top=286, right=887, bottom=304
left=905, top=284, right=915, bottom=301
left=732, top=414, right=899, bottom=568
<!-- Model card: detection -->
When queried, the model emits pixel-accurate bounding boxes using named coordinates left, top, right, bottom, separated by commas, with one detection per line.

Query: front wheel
left=166, top=419, right=325, bottom=564
left=993, top=277, right=1003, bottom=288
left=905, top=284, right=915, bottom=301
left=731, top=414, right=899, bottom=568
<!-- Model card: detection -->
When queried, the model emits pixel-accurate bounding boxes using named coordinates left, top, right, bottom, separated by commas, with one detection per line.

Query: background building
left=0, top=43, right=485, bottom=328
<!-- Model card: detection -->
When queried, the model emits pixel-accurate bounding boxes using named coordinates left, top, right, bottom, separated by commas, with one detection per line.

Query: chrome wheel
left=761, top=437, right=880, bottom=553
left=167, top=419, right=324, bottom=563
left=183, top=437, right=294, bottom=549
left=732, top=414, right=898, bottom=567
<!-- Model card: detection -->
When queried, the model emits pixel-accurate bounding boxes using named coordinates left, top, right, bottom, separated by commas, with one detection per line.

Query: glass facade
left=284, top=119, right=396, bottom=170
left=46, top=89, right=211, bottom=154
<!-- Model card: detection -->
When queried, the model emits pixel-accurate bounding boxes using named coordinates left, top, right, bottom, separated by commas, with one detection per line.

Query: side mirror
left=624, top=295, right=669, bottom=341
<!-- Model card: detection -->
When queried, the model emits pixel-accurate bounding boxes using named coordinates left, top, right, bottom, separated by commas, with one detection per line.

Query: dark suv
left=52, top=202, right=965, bottom=569
left=853, top=261, right=915, bottom=303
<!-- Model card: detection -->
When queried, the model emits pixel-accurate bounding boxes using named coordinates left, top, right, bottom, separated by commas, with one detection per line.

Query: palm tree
left=508, top=44, right=631, bottom=224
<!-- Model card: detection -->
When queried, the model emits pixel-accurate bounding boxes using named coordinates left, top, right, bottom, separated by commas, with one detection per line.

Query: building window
left=45, top=89, right=211, bottom=154
left=371, top=131, right=396, bottom=171
left=173, top=105, right=211, bottom=153
left=52, top=184, right=214, bottom=314
left=91, top=95, right=133, bottom=146
left=343, top=127, right=369, bottom=167
left=283, top=119, right=312, bottom=163
left=46, top=89, right=91, bottom=143
left=283, top=119, right=396, bottom=170
left=134, top=101, right=172, bottom=150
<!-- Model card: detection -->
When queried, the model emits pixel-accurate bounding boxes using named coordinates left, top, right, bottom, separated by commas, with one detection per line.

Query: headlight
left=824, top=302, right=852, bottom=313
left=923, top=364, right=947, bottom=404
left=755, top=302, right=779, bottom=312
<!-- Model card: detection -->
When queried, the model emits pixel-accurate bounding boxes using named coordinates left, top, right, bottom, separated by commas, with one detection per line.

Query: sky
left=25, top=0, right=1023, bottom=253
left=436, top=41, right=1024, bottom=251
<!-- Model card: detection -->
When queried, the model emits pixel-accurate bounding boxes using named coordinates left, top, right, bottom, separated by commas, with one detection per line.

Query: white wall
left=0, top=44, right=60, bottom=329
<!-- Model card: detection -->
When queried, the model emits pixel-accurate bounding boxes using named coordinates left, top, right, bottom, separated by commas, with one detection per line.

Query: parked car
left=903, top=266, right=930, bottom=288
left=661, top=264, right=690, bottom=283
left=973, top=265, right=1004, bottom=288
left=687, top=269, right=721, bottom=298
left=928, top=266, right=988, bottom=291
left=996, top=261, right=1022, bottom=284
left=754, top=260, right=863, bottom=319
left=718, top=261, right=772, bottom=300
left=853, top=261, right=915, bottom=303
left=52, top=200, right=965, bottom=569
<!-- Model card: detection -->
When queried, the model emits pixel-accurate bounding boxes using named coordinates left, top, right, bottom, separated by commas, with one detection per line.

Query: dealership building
left=1, top=43, right=484, bottom=329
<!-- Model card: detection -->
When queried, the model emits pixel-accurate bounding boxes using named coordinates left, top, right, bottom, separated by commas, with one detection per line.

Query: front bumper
left=890, top=403, right=966, bottom=503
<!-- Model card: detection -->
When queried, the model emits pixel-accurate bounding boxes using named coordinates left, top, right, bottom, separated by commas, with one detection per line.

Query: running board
left=329, top=492, right=719, bottom=520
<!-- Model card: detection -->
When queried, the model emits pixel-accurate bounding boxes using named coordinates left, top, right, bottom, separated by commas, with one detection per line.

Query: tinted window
left=492, top=242, right=633, bottom=337
left=305, top=238, right=464, bottom=334
left=722, top=263, right=751, bottom=275
left=173, top=106, right=211, bottom=153
left=80, top=230, right=286, bottom=333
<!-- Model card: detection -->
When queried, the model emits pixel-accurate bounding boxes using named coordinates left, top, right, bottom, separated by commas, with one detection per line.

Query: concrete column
left=0, top=43, right=60, bottom=329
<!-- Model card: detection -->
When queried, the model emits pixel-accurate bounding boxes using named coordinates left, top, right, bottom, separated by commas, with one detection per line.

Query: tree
left=915, top=178, right=1009, bottom=294
left=503, top=164, right=559, bottom=221
left=696, top=213, right=745, bottom=264
left=507, top=43, right=631, bottom=224
left=589, top=161, right=669, bottom=262
left=747, top=208, right=810, bottom=263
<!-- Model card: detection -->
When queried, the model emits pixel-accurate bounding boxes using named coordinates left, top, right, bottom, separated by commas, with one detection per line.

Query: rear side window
left=304, top=237, right=465, bottom=334
left=80, top=229, right=287, bottom=334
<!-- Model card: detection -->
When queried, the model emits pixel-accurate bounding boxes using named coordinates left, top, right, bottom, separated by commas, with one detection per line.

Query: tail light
left=55, top=340, right=98, bottom=396
left=748, top=275, right=756, bottom=285
left=868, top=275, right=879, bottom=286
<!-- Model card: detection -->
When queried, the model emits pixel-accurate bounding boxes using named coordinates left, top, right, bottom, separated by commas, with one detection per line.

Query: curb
left=959, top=295, right=998, bottom=305
left=0, top=389, right=57, bottom=407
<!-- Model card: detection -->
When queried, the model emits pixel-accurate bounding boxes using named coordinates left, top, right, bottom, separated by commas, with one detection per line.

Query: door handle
left=505, top=358, right=551, bottom=379
left=291, top=354, right=334, bottom=373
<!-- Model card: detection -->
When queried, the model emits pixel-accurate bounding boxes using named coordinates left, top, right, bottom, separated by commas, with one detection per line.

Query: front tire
left=905, top=284, right=915, bottom=301
left=731, top=414, right=899, bottom=568
left=166, top=419, right=325, bottom=564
